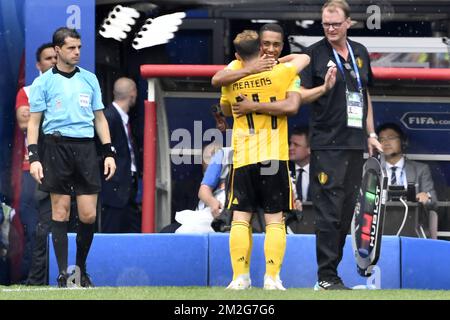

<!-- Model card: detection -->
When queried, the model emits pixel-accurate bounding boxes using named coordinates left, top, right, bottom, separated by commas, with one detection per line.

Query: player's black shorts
left=40, top=134, right=101, bottom=195
left=226, top=160, right=293, bottom=214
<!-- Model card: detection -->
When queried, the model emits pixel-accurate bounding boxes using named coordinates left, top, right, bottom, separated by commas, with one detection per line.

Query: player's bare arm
left=278, top=53, right=310, bottom=73
left=94, top=110, right=117, bottom=181
left=16, top=106, right=31, bottom=131
left=211, top=54, right=276, bottom=87
left=28, top=111, right=43, bottom=184
left=232, top=91, right=301, bottom=117
left=220, top=102, right=233, bottom=117
left=198, top=184, right=223, bottom=218
left=366, top=90, right=383, bottom=156
left=300, top=66, right=337, bottom=104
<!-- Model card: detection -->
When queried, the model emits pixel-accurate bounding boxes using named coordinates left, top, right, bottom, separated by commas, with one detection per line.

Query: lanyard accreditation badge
left=346, top=91, right=364, bottom=128
left=332, top=42, right=364, bottom=129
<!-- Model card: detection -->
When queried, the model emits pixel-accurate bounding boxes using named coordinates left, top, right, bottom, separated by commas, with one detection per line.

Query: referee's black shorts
left=226, top=160, right=293, bottom=214
left=40, top=135, right=101, bottom=195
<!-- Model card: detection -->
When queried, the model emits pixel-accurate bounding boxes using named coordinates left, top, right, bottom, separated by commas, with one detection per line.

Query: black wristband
left=102, top=143, right=116, bottom=159
left=28, top=144, right=40, bottom=164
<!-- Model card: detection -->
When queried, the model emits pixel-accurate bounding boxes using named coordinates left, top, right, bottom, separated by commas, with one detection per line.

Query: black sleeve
left=300, top=46, right=314, bottom=89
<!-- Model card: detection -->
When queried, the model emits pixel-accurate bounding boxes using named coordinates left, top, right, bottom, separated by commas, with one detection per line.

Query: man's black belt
left=44, top=132, right=94, bottom=143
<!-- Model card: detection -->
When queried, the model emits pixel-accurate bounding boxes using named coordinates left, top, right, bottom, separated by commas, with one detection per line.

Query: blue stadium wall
left=49, top=234, right=450, bottom=289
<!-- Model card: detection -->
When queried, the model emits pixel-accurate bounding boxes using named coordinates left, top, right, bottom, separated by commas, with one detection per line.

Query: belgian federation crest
left=356, top=57, right=363, bottom=69
left=318, top=172, right=328, bottom=185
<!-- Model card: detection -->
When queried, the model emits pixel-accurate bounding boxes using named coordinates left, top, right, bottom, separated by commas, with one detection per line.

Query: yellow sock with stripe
left=264, top=222, right=286, bottom=278
left=229, top=220, right=251, bottom=280
left=244, top=226, right=253, bottom=275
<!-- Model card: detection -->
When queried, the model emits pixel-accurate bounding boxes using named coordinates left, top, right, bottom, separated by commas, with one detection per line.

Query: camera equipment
left=388, top=183, right=416, bottom=201
left=388, top=183, right=417, bottom=237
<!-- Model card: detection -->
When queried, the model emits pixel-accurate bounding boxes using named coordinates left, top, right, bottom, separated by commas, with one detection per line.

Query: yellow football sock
left=244, top=226, right=253, bottom=275
left=229, top=220, right=251, bottom=280
left=264, top=222, right=286, bottom=278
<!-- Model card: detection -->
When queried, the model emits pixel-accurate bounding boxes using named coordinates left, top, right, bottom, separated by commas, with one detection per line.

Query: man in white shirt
left=101, top=77, right=140, bottom=233
left=377, top=122, right=438, bottom=238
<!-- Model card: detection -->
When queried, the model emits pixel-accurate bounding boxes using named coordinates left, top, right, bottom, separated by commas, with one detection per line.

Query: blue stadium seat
left=401, top=237, right=450, bottom=289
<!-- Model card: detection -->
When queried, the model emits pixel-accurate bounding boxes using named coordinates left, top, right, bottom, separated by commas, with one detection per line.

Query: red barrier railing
left=142, top=100, right=157, bottom=233
left=141, top=65, right=450, bottom=81
left=372, top=67, right=450, bottom=81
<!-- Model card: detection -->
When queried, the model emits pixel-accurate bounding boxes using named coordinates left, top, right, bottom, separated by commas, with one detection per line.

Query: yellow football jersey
left=223, top=60, right=301, bottom=92
left=221, top=60, right=301, bottom=168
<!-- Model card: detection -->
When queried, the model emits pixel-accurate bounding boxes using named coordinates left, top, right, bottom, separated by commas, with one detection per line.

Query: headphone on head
left=376, top=122, right=408, bottom=152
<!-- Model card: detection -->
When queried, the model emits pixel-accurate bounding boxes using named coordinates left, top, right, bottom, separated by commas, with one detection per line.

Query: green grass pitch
left=1, top=286, right=450, bottom=300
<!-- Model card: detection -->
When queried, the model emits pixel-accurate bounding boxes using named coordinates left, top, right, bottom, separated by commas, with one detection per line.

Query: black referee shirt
left=301, top=38, right=374, bottom=150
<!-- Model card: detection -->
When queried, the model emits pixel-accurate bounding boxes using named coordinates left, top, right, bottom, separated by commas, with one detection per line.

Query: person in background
left=174, top=142, right=227, bottom=233
left=197, top=144, right=232, bottom=219
left=101, top=77, right=141, bottom=233
left=377, top=122, right=439, bottom=239
left=15, top=43, right=56, bottom=283
left=160, top=142, right=223, bottom=233
left=289, top=126, right=311, bottom=210
left=300, top=0, right=383, bottom=290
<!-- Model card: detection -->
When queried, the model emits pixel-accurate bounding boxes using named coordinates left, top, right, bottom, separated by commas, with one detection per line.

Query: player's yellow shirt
left=224, top=60, right=301, bottom=92
left=221, top=60, right=301, bottom=168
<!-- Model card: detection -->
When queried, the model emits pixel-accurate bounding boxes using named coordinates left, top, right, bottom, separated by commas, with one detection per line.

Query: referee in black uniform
left=300, top=0, right=382, bottom=290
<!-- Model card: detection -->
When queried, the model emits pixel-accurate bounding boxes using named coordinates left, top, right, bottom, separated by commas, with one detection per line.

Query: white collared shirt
left=386, top=157, right=406, bottom=187
left=112, top=102, right=136, bottom=173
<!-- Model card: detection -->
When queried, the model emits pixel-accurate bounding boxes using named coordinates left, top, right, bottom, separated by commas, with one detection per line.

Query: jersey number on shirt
left=235, top=94, right=278, bottom=134
left=269, top=96, right=277, bottom=130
